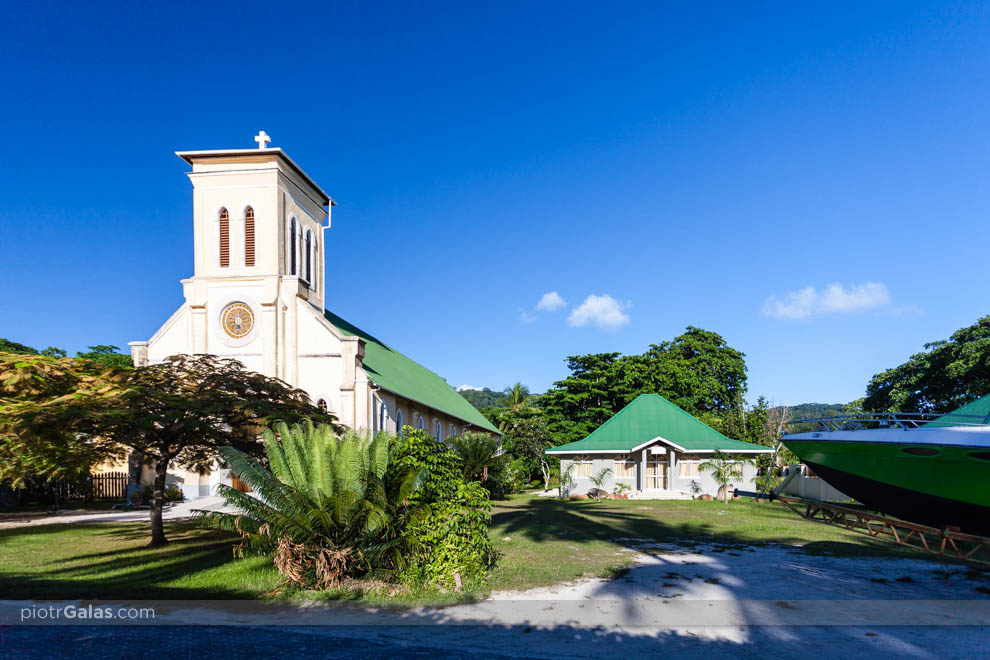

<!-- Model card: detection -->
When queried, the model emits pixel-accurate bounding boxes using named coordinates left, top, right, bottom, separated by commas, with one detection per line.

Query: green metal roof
left=547, top=393, right=772, bottom=454
left=324, top=310, right=499, bottom=434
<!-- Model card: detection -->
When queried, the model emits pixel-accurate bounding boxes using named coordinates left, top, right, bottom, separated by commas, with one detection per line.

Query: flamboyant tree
left=1, top=353, right=337, bottom=546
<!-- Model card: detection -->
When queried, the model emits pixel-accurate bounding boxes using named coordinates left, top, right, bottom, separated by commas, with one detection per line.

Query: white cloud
left=520, top=310, right=538, bottom=324
left=457, top=384, right=484, bottom=392
left=568, top=294, right=630, bottom=330
left=762, top=282, right=892, bottom=320
left=536, top=291, right=567, bottom=312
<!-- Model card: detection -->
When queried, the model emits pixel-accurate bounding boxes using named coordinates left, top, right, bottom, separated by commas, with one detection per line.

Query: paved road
left=0, top=625, right=532, bottom=659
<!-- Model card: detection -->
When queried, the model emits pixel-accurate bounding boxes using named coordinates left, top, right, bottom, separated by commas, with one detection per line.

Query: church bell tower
left=136, top=132, right=335, bottom=380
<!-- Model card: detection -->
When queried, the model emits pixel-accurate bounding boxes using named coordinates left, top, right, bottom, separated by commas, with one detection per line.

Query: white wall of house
left=559, top=447, right=764, bottom=497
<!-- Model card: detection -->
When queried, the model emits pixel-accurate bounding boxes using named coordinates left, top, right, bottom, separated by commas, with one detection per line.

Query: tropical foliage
left=198, top=422, right=425, bottom=589
left=449, top=431, right=500, bottom=482
left=393, top=429, right=495, bottom=589
left=0, top=353, right=333, bottom=546
left=864, top=315, right=990, bottom=413
left=699, top=450, right=751, bottom=502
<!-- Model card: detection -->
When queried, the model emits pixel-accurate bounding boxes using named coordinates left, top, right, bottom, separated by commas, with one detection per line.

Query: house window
left=434, top=420, right=443, bottom=441
left=572, top=455, right=593, bottom=478
left=679, top=461, right=700, bottom=478
left=244, top=207, right=255, bottom=267
left=289, top=217, right=297, bottom=275
left=416, top=414, right=424, bottom=430
left=613, top=454, right=636, bottom=478
left=395, top=409, right=404, bottom=433
left=219, top=208, right=230, bottom=267
left=304, top=228, right=313, bottom=285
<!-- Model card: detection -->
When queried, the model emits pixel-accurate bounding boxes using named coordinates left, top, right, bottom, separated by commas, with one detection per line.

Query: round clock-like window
left=220, top=302, right=255, bottom=339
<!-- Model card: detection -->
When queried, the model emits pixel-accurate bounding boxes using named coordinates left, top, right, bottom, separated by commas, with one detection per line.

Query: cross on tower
left=254, top=130, right=271, bottom=149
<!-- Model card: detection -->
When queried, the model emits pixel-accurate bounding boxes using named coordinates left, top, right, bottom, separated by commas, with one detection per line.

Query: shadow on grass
left=0, top=520, right=277, bottom=600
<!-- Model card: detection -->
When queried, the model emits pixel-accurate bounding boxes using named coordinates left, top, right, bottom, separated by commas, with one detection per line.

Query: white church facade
left=128, top=133, right=498, bottom=499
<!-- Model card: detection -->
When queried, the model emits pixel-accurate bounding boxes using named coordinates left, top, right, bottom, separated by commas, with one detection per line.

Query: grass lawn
left=0, top=495, right=937, bottom=602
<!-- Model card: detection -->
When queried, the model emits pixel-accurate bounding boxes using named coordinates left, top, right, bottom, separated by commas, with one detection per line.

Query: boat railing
left=787, top=411, right=990, bottom=432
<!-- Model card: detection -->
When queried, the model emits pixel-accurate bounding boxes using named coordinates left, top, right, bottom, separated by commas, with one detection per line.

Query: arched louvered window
left=218, top=208, right=230, bottom=267
left=416, top=415, right=425, bottom=430
left=449, top=424, right=458, bottom=439
left=434, top=420, right=443, bottom=441
left=304, top=228, right=313, bottom=284
left=244, top=207, right=255, bottom=267
left=378, top=399, right=388, bottom=432
left=289, top=217, right=297, bottom=275
left=395, top=409, right=404, bottom=434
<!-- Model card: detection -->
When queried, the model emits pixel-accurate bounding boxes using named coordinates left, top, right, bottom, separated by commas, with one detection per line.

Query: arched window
left=219, top=208, right=230, bottom=268
left=317, top=398, right=328, bottom=413
left=378, top=399, right=388, bottom=432
left=244, top=207, right=255, bottom=267
left=304, top=228, right=313, bottom=285
left=289, top=217, right=297, bottom=276
left=449, top=424, right=458, bottom=439
left=416, top=414, right=425, bottom=430
left=434, top=420, right=443, bottom=441
left=395, top=409, right=404, bottom=433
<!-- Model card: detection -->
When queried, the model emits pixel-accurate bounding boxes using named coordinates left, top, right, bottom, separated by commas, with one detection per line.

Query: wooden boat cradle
left=774, top=494, right=990, bottom=565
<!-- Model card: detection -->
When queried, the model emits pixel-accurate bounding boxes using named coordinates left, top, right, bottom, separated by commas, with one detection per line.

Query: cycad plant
left=449, top=432, right=499, bottom=481
left=197, top=420, right=424, bottom=590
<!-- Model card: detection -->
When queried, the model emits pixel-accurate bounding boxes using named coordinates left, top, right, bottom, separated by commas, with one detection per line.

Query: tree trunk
left=148, top=458, right=169, bottom=547
left=540, top=459, right=550, bottom=492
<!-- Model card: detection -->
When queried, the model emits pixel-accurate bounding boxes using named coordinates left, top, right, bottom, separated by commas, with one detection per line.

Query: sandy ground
left=5, top=539, right=989, bottom=658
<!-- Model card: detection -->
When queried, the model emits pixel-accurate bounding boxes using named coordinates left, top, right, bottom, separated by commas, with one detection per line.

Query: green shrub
left=164, top=485, right=184, bottom=502
left=391, top=429, right=495, bottom=589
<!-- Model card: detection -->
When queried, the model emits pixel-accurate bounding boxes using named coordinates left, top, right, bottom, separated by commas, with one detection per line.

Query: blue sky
left=2, top=2, right=990, bottom=405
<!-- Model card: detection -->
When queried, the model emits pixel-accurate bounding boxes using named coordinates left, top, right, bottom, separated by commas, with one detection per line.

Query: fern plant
left=197, top=420, right=425, bottom=589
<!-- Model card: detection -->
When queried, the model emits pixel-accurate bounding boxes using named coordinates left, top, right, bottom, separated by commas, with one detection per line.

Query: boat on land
left=780, top=410, right=990, bottom=535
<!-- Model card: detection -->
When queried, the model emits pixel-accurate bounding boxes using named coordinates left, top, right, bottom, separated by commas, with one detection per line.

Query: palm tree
left=197, top=420, right=424, bottom=589
left=588, top=466, right=613, bottom=501
left=450, top=432, right=500, bottom=481
left=699, top=450, right=751, bottom=502
left=504, top=382, right=531, bottom=412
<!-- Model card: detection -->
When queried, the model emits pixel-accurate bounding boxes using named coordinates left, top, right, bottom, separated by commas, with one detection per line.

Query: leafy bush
left=164, top=485, right=184, bottom=502
left=391, top=429, right=495, bottom=589
left=199, top=421, right=424, bottom=589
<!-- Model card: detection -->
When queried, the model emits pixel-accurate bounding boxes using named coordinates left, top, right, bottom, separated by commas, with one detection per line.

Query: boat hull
left=783, top=435, right=990, bottom=535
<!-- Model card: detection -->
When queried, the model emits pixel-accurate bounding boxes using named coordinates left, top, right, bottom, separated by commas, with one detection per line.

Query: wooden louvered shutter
left=290, top=219, right=297, bottom=275
left=244, top=207, right=255, bottom=267
left=305, top=230, right=312, bottom=283
left=219, top=208, right=230, bottom=267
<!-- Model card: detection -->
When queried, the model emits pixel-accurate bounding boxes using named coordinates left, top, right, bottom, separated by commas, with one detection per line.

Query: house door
left=646, top=460, right=667, bottom=489
left=231, top=475, right=251, bottom=493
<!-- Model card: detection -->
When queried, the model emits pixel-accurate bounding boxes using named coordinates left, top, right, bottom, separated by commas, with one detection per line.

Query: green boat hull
left=783, top=437, right=990, bottom=534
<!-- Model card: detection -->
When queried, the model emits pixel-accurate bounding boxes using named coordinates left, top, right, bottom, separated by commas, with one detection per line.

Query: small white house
left=547, top=394, right=773, bottom=498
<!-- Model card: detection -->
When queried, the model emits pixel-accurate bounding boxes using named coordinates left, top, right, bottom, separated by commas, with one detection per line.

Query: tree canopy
left=540, top=327, right=748, bottom=445
left=864, top=315, right=990, bottom=413
left=1, top=353, right=335, bottom=546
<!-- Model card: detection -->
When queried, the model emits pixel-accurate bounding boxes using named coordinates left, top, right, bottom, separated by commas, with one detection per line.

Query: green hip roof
left=324, top=310, right=499, bottom=433
left=547, top=393, right=772, bottom=454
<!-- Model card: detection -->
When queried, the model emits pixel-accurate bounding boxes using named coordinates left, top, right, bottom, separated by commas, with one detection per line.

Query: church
left=128, top=133, right=498, bottom=499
